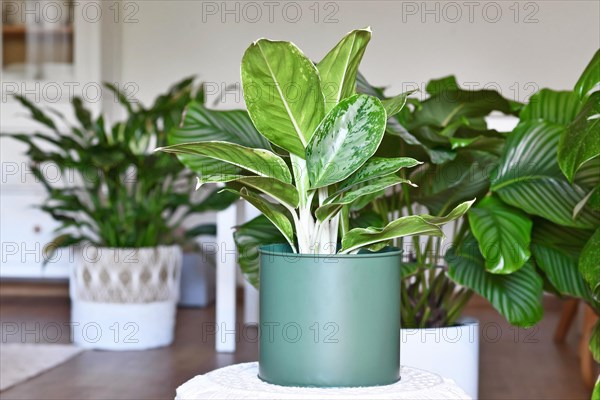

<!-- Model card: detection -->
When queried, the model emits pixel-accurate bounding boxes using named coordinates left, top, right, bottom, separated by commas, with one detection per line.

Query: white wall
left=117, top=0, right=600, bottom=107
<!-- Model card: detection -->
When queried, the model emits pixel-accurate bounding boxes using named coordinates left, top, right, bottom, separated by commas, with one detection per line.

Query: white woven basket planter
left=69, top=245, right=182, bottom=351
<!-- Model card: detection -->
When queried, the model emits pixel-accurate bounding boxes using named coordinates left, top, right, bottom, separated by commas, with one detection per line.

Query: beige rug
left=0, top=343, right=84, bottom=391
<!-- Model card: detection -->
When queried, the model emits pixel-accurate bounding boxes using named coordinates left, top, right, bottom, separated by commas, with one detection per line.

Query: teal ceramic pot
left=258, top=244, right=402, bottom=387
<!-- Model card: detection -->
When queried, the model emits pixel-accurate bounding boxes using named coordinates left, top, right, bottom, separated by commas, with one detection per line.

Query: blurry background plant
left=360, top=50, right=599, bottom=338
left=356, top=73, right=525, bottom=328
left=3, top=78, right=239, bottom=254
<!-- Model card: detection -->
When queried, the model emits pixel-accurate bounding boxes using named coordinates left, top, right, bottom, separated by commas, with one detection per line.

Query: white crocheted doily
left=175, top=362, right=471, bottom=399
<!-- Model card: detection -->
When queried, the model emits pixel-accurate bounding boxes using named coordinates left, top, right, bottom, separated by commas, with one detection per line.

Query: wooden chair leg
left=555, top=299, right=580, bottom=343
left=580, top=305, right=599, bottom=389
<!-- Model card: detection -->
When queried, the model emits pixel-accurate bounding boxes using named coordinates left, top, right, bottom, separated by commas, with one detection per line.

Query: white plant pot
left=178, top=252, right=216, bottom=307
left=69, top=245, right=182, bottom=351
left=401, top=318, right=479, bottom=399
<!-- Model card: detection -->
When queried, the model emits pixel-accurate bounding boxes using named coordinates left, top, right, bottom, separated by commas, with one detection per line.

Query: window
left=2, top=1, right=75, bottom=81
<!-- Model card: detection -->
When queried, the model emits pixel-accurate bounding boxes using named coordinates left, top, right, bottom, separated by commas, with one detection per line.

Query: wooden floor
left=0, top=295, right=595, bottom=400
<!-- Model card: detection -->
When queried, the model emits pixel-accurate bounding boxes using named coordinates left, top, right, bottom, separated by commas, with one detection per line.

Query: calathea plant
left=159, top=28, right=472, bottom=256
left=466, top=49, right=600, bottom=378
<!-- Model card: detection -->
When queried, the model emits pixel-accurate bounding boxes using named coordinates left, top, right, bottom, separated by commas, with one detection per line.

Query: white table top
left=175, top=362, right=471, bottom=399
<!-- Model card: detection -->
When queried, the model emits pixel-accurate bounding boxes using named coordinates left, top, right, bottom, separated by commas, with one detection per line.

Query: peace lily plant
left=159, top=28, right=472, bottom=255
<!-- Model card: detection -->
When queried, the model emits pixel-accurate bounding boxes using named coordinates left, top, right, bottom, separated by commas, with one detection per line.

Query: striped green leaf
left=317, top=28, right=371, bottom=113
left=575, top=49, right=600, bottom=99
left=158, top=141, right=292, bottom=184
left=306, top=94, right=387, bottom=188
left=491, top=121, right=599, bottom=228
left=558, top=92, right=600, bottom=182
left=233, top=215, right=285, bottom=288
left=531, top=220, right=594, bottom=301
left=340, top=215, right=443, bottom=254
left=468, top=195, right=532, bottom=274
left=167, top=101, right=271, bottom=179
left=519, top=89, right=582, bottom=125
left=226, top=187, right=295, bottom=251
left=446, top=235, right=544, bottom=327
left=580, top=228, right=600, bottom=301
left=574, top=157, right=600, bottom=189
left=241, top=39, right=325, bottom=156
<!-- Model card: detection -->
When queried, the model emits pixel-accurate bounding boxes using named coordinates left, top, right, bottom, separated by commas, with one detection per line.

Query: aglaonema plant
left=159, top=28, right=472, bottom=256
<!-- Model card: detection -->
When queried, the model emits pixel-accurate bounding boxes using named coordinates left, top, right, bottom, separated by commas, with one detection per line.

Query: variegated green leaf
left=316, top=175, right=410, bottom=222
left=226, top=187, right=295, bottom=251
left=491, top=121, right=599, bottom=228
left=420, top=199, right=475, bottom=225
left=531, top=220, right=594, bottom=301
left=306, top=94, right=387, bottom=188
left=446, top=235, right=543, bottom=327
left=317, top=28, right=371, bottom=113
left=235, top=177, right=299, bottom=208
left=468, top=195, right=532, bottom=274
left=338, top=156, right=421, bottom=192
left=241, top=39, right=325, bottom=156
left=580, top=228, right=600, bottom=301
left=575, top=49, right=600, bottom=99
left=158, top=141, right=292, bottom=184
left=519, top=89, right=582, bottom=125
left=558, top=92, right=600, bottom=182
left=339, top=215, right=443, bottom=254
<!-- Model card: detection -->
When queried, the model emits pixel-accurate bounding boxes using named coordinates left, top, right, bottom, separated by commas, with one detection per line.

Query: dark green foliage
left=4, top=78, right=238, bottom=252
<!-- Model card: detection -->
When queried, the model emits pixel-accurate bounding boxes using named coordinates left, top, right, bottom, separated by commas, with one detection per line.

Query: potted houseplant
left=232, top=72, right=518, bottom=395
left=160, top=28, right=471, bottom=387
left=4, top=78, right=238, bottom=350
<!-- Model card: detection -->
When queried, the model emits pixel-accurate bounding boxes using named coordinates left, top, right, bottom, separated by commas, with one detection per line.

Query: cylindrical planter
left=258, top=244, right=402, bottom=387
left=70, top=245, right=182, bottom=351
left=178, top=252, right=216, bottom=307
left=401, top=318, right=479, bottom=398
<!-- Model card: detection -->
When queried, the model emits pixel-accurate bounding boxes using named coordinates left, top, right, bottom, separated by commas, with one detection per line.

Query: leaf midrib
left=334, top=34, right=357, bottom=103
left=491, top=174, right=557, bottom=191
left=257, top=42, right=307, bottom=147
